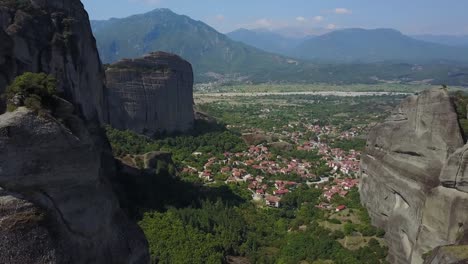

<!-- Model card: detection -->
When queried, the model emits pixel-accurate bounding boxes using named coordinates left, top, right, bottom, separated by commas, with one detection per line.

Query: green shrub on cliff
left=451, top=90, right=468, bottom=141
left=4, top=72, right=57, bottom=112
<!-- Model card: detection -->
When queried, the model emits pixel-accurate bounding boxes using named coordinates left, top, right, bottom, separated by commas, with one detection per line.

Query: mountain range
left=91, top=9, right=305, bottom=83
left=292, top=28, right=468, bottom=62
left=91, top=8, right=468, bottom=85
left=226, top=28, right=309, bottom=55
left=411, top=34, right=468, bottom=47
left=228, top=28, right=468, bottom=63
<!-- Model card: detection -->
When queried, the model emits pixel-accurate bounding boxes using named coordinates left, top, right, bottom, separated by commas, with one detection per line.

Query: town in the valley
left=182, top=122, right=362, bottom=211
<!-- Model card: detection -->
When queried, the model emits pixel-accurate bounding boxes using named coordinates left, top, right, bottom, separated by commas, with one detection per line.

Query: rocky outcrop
left=0, top=0, right=150, bottom=263
left=119, top=151, right=173, bottom=173
left=439, top=144, right=468, bottom=192
left=0, top=106, right=149, bottom=263
left=360, top=88, right=468, bottom=264
left=106, top=52, right=194, bottom=135
left=0, top=0, right=107, bottom=121
left=424, top=245, right=468, bottom=264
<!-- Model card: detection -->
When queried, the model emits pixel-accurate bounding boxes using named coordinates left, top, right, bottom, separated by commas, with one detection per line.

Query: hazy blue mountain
left=292, top=28, right=468, bottom=63
left=90, top=10, right=468, bottom=85
left=90, top=9, right=305, bottom=82
left=227, top=28, right=308, bottom=55
left=411, top=34, right=468, bottom=47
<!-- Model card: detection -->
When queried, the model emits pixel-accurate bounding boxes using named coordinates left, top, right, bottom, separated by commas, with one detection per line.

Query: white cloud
left=296, top=16, right=307, bottom=22
left=334, top=8, right=352, bottom=15
left=326, top=24, right=337, bottom=30
left=215, top=14, right=225, bottom=21
left=254, top=18, right=274, bottom=28
left=236, top=18, right=291, bottom=31
left=313, top=16, right=324, bottom=22
left=129, top=0, right=162, bottom=5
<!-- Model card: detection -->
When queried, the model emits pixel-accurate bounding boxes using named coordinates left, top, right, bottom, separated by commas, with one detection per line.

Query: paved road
left=195, top=91, right=410, bottom=97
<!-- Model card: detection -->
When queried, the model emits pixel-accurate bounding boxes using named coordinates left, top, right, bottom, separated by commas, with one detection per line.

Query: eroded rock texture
left=0, top=0, right=149, bottom=263
left=0, top=107, right=149, bottom=264
left=0, top=0, right=107, bottom=121
left=106, top=52, right=194, bottom=135
left=360, top=88, right=468, bottom=264
left=424, top=245, right=468, bottom=264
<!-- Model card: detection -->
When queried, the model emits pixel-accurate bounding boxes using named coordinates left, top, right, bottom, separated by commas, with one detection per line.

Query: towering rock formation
left=0, top=0, right=149, bottom=263
left=0, top=104, right=148, bottom=263
left=360, top=88, right=468, bottom=264
left=106, top=52, right=194, bottom=135
left=0, top=0, right=107, bottom=122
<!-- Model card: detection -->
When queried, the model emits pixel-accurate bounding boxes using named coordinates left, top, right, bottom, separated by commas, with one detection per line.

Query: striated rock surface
left=424, top=245, right=468, bottom=264
left=0, top=107, right=149, bottom=263
left=0, top=0, right=150, bottom=263
left=0, top=0, right=107, bottom=121
left=118, top=151, right=173, bottom=173
left=439, top=144, right=468, bottom=192
left=106, top=52, right=194, bottom=135
left=360, top=88, right=468, bottom=264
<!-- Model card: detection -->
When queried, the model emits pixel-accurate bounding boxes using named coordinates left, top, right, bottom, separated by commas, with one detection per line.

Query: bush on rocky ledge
left=451, top=90, right=468, bottom=141
left=4, top=72, right=57, bottom=113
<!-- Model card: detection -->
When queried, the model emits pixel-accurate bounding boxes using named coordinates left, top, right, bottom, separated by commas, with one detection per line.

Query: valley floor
left=107, top=86, right=419, bottom=264
left=194, top=83, right=463, bottom=94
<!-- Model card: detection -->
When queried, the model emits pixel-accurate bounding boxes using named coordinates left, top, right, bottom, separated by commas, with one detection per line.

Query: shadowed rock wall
left=106, top=51, right=194, bottom=135
left=0, top=0, right=108, bottom=122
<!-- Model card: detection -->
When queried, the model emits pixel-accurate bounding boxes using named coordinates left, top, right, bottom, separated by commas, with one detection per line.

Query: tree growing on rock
left=3, top=72, right=57, bottom=112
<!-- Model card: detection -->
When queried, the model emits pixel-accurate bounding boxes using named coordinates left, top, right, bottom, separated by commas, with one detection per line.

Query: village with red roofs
left=181, top=123, right=363, bottom=211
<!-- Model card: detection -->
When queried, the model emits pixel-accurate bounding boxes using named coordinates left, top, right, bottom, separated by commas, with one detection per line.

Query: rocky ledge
left=360, top=88, right=468, bottom=264
left=0, top=105, right=149, bottom=263
left=424, top=245, right=468, bottom=264
left=106, top=52, right=194, bottom=135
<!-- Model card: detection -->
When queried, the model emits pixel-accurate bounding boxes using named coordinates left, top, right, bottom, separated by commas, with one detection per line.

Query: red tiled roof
left=336, top=205, right=346, bottom=210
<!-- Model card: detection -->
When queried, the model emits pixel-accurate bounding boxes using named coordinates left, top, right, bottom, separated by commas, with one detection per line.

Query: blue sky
left=81, top=0, right=468, bottom=35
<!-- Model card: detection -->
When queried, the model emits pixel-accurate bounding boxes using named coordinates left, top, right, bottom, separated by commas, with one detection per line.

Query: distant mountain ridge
left=91, top=9, right=305, bottom=82
left=228, top=28, right=468, bottom=63
left=411, top=34, right=468, bottom=47
left=91, top=9, right=468, bottom=85
left=227, top=28, right=307, bottom=55
left=293, top=28, right=468, bottom=63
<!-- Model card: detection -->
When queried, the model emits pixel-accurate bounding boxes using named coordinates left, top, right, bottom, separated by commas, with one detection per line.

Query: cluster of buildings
left=198, top=144, right=319, bottom=183
left=314, top=178, right=359, bottom=212
left=183, top=123, right=364, bottom=209
left=323, top=149, right=360, bottom=175
left=322, top=178, right=359, bottom=201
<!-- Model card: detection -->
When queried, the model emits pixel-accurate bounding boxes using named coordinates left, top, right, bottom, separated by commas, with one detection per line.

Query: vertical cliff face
left=360, top=88, right=468, bottom=264
left=0, top=105, right=149, bottom=263
left=0, top=0, right=149, bottom=263
left=0, top=0, right=107, bottom=122
left=106, top=52, right=194, bottom=135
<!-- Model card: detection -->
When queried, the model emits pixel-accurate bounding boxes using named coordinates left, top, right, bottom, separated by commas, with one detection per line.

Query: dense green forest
left=106, top=121, right=246, bottom=170
left=138, top=185, right=388, bottom=264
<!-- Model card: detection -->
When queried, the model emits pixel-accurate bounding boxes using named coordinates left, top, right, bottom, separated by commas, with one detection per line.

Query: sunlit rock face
left=360, top=88, right=468, bottom=264
left=106, top=52, right=194, bottom=135
left=0, top=107, right=149, bottom=264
